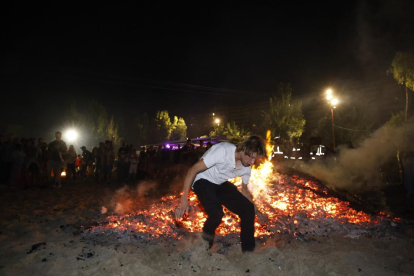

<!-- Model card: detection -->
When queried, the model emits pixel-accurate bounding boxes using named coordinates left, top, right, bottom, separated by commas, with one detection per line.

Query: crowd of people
left=0, top=129, right=349, bottom=190
left=0, top=131, right=213, bottom=189
left=0, top=132, right=71, bottom=188
left=1, top=130, right=413, bottom=197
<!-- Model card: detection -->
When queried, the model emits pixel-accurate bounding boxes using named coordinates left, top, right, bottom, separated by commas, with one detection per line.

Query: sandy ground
left=0, top=179, right=413, bottom=276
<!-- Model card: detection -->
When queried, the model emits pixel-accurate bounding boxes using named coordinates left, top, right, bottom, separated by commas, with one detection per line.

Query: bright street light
left=324, top=89, right=339, bottom=151
left=65, top=129, right=78, bottom=142
left=215, top=118, right=220, bottom=125
left=326, top=88, right=333, bottom=100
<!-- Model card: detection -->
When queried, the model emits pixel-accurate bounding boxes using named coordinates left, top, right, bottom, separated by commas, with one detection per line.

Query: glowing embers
left=88, top=170, right=398, bottom=240
left=88, top=133, right=396, bottom=239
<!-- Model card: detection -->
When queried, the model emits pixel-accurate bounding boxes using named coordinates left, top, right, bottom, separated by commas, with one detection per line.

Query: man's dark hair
left=55, top=131, right=62, bottom=135
left=236, top=136, right=266, bottom=157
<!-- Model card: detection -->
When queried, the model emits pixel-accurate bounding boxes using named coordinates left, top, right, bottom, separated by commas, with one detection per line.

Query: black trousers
left=192, top=179, right=255, bottom=251
left=0, top=162, right=12, bottom=185
left=67, top=163, right=76, bottom=180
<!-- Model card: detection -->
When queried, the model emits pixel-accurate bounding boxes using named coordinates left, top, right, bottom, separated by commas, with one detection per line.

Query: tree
left=209, top=124, right=225, bottom=137
left=148, top=111, right=188, bottom=143
left=107, top=116, right=121, bottom=148
left=223, top=121, right=251, bottom=143
left=65, top=100, right=121, bottom=148
left=312, top=104, right=376, bottom=147
left=386, top=111, right=405, bottom=128
left=261, top=83, right=306, bottom=141
left=116, top=117, right=127, bottom=144
left=384, top=111, right=406, bottom=184
left=388, top=52, right=414, bottom=122
left=132, top=113, right=150, bottom=146
left=208, top=121, right=251, bottom=143
left=154, top=110, right=172, bottom=143
left=86, top=100, right=109, bottom=139
left=170, top=116, right=187, bottom=141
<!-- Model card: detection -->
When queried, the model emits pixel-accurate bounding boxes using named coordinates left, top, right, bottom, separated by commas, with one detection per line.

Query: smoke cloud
left=298, top=118, right=414, bottom=193
left=109, top=173, right=186, bottom=214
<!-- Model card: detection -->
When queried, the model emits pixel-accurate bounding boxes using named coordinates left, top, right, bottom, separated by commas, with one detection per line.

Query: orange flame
left=90, top=133, right=400, bottom=239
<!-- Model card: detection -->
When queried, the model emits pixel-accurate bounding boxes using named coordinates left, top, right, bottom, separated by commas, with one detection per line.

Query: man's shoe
left=242, top=247, right=255, bottom=253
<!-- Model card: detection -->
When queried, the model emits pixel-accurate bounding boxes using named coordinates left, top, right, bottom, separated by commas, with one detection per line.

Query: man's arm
left=175, top=159, right=208, bottom=220
left=241, top=183, right=268, bottom=225
left=241, top=184, right=257, bottom=211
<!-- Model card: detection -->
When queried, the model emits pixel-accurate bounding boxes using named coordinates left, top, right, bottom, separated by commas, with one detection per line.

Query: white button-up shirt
left=193, top=142, right=251, bottom=186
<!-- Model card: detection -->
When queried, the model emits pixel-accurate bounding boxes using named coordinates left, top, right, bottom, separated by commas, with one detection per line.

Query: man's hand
left=256, top=210, right=268, bottom=225
left=175, top=196, right=189, bottom=220
left=175, top=160, right=207, bottom=221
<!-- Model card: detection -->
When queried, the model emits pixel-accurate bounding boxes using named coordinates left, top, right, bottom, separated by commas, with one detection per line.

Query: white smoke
left=110, top=174, right=186, bottom=214
left=298, top=118, right=414, bottom=192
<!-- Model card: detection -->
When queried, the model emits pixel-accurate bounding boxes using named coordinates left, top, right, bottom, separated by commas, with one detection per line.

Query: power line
left=91, top=71, right=257, bottom=95
left=334, top=125, right=372, bottom=132
left=38, top=70, right=260, bottom=97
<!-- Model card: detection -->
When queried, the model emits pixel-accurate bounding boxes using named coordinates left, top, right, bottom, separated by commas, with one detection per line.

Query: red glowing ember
left=86, top=132, right=399, bottom=240
left=87, top=162, right=399, bottom=240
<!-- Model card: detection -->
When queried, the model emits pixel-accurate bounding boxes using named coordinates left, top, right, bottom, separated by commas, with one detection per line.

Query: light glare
left=65, top=130, right=78, bottom=142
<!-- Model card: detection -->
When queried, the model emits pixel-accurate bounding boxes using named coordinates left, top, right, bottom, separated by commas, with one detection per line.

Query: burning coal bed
left=82, top=173, right=401, bottom=248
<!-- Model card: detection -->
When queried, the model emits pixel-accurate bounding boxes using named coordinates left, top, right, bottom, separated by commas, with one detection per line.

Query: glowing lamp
left=65, top=130, right=78, bottom=142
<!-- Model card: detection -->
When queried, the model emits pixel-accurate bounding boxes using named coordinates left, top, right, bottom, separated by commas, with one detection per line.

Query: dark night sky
left=1, top=1, right=414, bottom=140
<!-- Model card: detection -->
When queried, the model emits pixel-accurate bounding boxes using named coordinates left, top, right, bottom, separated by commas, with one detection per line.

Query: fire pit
left=82, top=157, right=401, bottom=247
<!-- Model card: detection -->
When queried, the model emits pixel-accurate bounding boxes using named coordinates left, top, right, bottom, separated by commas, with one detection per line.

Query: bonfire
left=84, top=132, right=400, bottom=244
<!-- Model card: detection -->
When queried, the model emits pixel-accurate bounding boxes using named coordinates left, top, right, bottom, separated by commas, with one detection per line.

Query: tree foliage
left=388, top=52, right=414, bottom=90
left=388, top=52, right=414, bottom=122
left=312, top=104, right=376, bottom=147
left=154, top=110, right=172, bottom=142
left=65, top=100, right=121, bottom=148
left=146, top=110, right=188, bottom=143
left=209, top=124, right=225, bottom=137
left=209, top=121, right=251, bottom=143
left=132, top=113, right=150, bottom=146
left=65, top=102, right=188, bottom=147
left=261, top=83, right=305, bottom=141
left=107, top=116, right=121, bottom=147
left=386, top=111, right=405, bottom=128
left=170, top=116, right=187, bottom=141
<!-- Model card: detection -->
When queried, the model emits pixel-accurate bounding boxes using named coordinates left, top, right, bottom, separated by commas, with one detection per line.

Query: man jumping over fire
left=175, top=136, right=268, bottom=252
